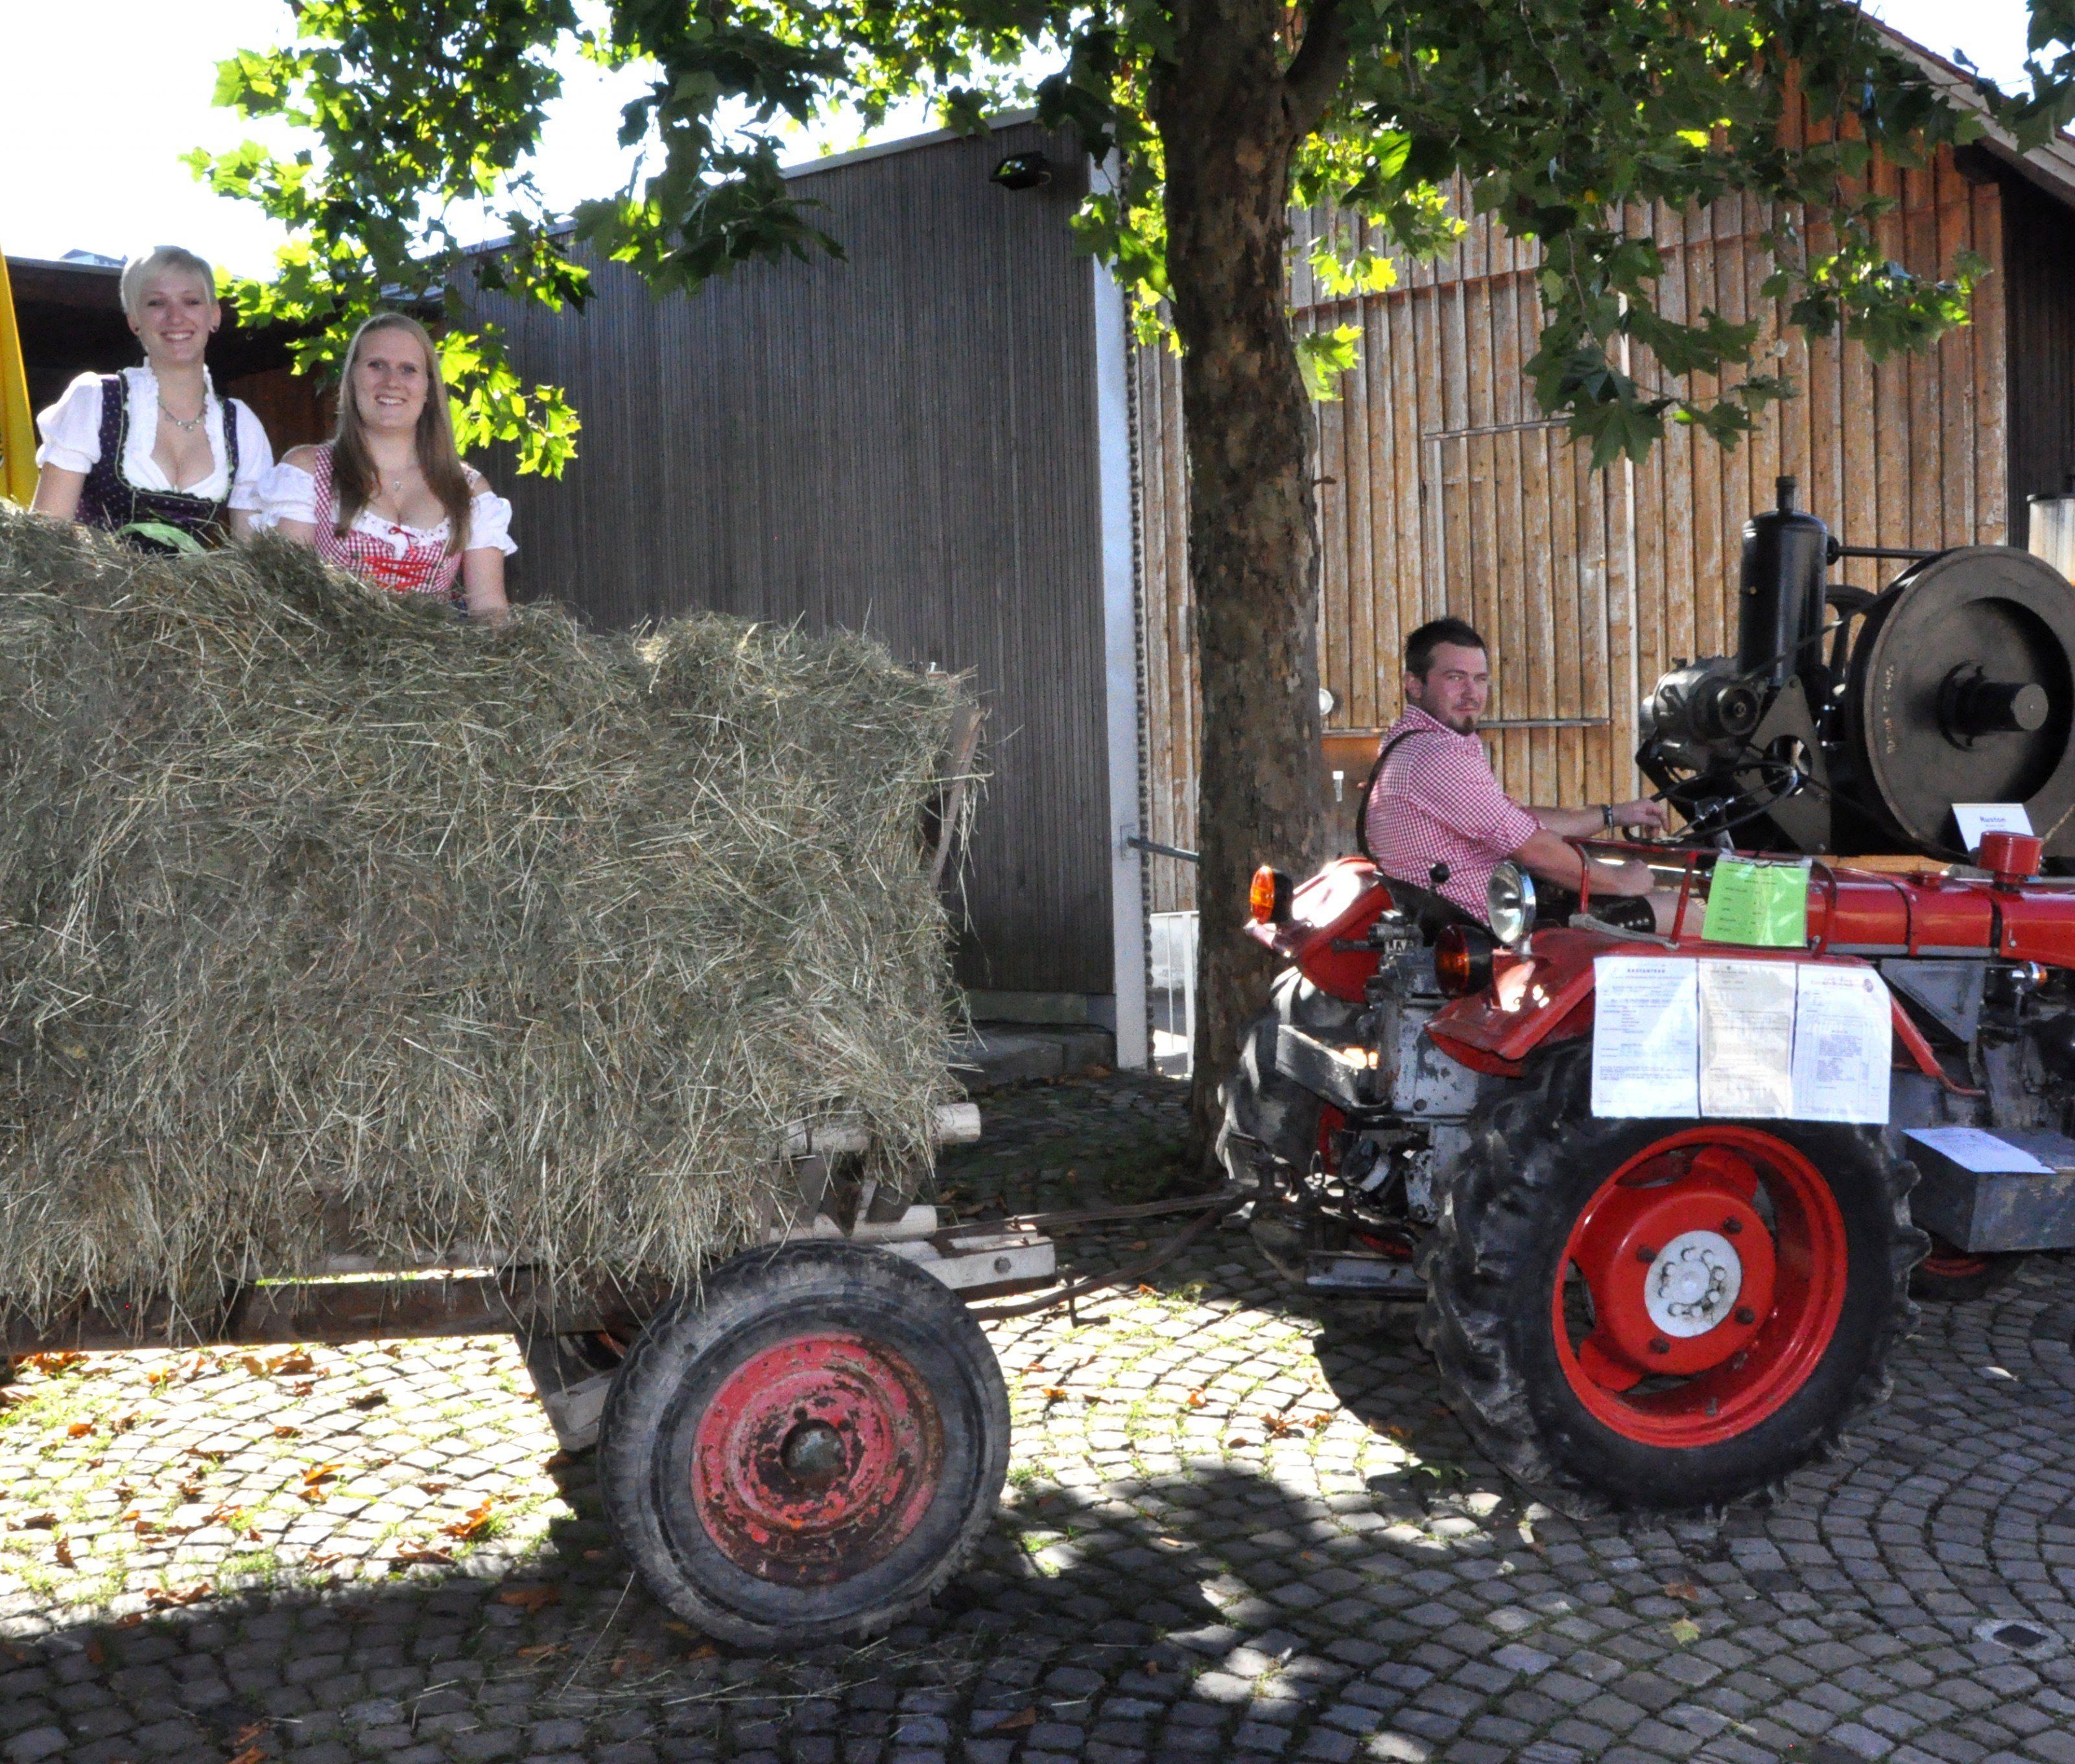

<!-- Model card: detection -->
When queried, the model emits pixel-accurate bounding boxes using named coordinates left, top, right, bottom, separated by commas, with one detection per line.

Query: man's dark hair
left=1405, top=617, right=1488, bottom=680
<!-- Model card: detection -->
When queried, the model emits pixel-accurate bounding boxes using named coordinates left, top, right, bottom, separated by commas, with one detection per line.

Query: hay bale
left=0, top=507, right=969, bottom=1327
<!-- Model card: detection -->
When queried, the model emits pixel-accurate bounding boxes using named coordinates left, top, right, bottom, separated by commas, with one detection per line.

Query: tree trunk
left=1151, top=0, right=1334, bottom=1174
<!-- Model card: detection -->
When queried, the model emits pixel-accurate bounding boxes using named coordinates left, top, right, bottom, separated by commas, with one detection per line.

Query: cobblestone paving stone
left=6, top=1070, right=2075, bottom=1763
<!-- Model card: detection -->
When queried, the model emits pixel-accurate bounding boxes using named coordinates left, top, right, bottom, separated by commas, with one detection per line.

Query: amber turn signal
left=1248, top=866, right=1293, bottom=925
left=1434, top=923, right=1497, bottom=997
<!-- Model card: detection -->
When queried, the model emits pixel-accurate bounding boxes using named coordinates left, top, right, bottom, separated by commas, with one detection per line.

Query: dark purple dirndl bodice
left=74, top=374, right=240, bottom=552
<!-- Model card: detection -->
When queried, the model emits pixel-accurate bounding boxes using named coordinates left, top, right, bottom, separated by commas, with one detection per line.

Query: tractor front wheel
left=1421, top=1045, right=1923, bottom=1509
left=598, top=1241, right=1009, bottom=1647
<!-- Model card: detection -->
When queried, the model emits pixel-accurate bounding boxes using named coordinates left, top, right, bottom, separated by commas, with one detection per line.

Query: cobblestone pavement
left=8, top=1071, right=2075, bottom=1763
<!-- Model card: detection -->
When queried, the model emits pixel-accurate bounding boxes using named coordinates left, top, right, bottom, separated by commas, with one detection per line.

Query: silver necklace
left=157, top=396, right=205, bottom=433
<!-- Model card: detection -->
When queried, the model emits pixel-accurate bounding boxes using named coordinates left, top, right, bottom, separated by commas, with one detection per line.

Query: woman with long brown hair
left=254, top=312, right=514, bottom=618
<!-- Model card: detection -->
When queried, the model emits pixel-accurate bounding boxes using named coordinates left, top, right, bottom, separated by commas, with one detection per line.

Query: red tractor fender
left=1240, top=855, right=1390, bottom=1002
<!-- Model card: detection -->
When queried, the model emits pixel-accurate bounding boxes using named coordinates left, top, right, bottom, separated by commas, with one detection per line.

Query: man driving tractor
left=1362, top=617, right=1679, bottom=931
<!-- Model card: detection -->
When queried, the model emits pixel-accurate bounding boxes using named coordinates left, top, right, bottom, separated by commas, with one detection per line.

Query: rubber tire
left=1419, top=1043, right=1925, bottom=1510
left=598, top=1241, right=1009, bottom=1648
left=1216, top=968, right=1361, bottom=1189
left=1910, top=1239, right=2025, bottom=1304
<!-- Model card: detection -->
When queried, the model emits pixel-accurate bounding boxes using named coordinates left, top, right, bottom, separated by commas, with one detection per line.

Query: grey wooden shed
left=482, top=119, right=1147, bottom=1060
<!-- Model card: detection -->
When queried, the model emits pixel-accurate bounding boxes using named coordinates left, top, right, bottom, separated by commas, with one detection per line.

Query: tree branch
left=1281, top=0, right=1350, bottom=142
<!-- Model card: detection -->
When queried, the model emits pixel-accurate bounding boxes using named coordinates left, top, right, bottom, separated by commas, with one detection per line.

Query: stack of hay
left=0, top=509, right=971, bottom=1328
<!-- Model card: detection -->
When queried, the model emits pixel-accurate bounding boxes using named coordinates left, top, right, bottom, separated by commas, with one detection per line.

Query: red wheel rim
left=691, top=1333, right=943, bottom=1586
left=1552, top=1127, right=1848, bottom=1448
left=1920, top=1240, right=1991, bottom=1280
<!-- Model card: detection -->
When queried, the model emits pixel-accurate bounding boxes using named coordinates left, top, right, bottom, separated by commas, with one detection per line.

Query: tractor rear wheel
left=1420, top=1044, right=1923, bottom=1510
left=598, top=1241, right=1008, bottom=1647
left=1216, top=967, right=1361, bottom=1192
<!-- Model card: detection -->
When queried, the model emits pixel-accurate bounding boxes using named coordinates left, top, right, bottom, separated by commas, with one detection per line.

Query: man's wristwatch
left=1602, top=803, right=1617, bottom=831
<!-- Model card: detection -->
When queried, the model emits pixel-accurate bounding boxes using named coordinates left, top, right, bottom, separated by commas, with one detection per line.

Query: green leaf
left=115, top=522, right=208, bottom=554
left=1296, top=326, right=1362, bottom=403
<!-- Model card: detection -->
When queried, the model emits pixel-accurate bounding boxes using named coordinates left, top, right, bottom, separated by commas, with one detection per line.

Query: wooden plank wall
left=1137, top=139, right=2009, bottom=915
left=486, top=124, right=1115, bottom=997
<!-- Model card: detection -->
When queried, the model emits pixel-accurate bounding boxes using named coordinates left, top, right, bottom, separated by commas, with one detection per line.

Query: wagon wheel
left=1909, top=1235, right=2024, bottom=1304
left=597, top=1240, right=1008, bottom=1648
left=1420, top=1044, right=1923, bottom=1510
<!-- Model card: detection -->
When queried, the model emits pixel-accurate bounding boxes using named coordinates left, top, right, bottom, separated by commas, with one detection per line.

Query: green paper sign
left=1701, top=857, right=1811, bottom=948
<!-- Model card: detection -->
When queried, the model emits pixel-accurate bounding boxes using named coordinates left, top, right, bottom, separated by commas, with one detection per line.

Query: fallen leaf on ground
left=307, top=1553, right=344, bottom=1569
left=416, top=1481, right=451, bottom=1495
left=516, top=1642, right=566, bottom=1660
left=995, top=1708, right=1038, bottom=1730
left=272, top=1425, right=301, bottom=1439
left=442, top=1498, right=498, bottom=1542
left=17, top=1512, right=57, bottom=1529
left=1669, top=1617, right=1701, bottom=1644
left=25, top=1352, right=86, bottom=1376
left=232, top=1721, right=270, bottom=1745
left=390, top=1544, right=455, bottom=1569
left=1041, top=1387, right=1069, bottom=1401
left=85, top=1638, right=104, bottom=1666
left=146, top=1582, right=210, bottom=1608
left=348, top=1392, right=388, bottom=1411
left=1186, top=1390, right=1205, bottom=1406
left=65, top=1422, right=95, bottom=1438
left=227, top=1746, right=268, bottom=1764
left=53, top=1536, right=75, bottom=1567
left=497, top=1585, right=559, bottom=1613
left=1664, top=1581, right=1703, bottom=1603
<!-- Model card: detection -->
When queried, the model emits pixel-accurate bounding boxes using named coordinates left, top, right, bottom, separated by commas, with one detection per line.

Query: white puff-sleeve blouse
left=35, top=366, right=274, bottom=509
left=250, top=460, right=518, bottom=556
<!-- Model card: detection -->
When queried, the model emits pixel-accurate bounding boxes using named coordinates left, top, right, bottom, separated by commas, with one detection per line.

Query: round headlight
left=1488, top=861, right=1536, bottom=947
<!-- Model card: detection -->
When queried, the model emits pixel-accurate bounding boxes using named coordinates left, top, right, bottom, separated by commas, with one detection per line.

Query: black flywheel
left=1843, top=546, right=2075, bottom=856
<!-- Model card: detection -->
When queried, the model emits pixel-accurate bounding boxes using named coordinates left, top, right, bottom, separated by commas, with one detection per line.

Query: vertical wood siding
left=484, top=125, right=1113, bottom=996
left=1137, top=138, right=2010, bottom=914
left=2004, top=172, right=2075, bottom=543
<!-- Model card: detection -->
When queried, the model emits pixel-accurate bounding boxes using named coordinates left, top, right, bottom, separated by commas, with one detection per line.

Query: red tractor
left=1220, top=479, right=2075, bottom=1510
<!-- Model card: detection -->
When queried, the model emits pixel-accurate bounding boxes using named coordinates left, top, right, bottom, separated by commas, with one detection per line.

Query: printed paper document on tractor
left=1952, top=802, right=2034, bottom=853
left=1698, top=960, right=1799, bottom=1118
left=1593, top=956, right=1893, bottom=1122
left=1788, top=964, right=1892, bottom=1123
left=1591, top=956, right=1701, bottom=1117
left=1904, top=1125, right=2052, bottom=1173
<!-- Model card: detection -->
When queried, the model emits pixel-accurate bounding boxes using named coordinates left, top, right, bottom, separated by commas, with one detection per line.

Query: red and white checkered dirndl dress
left=309, top=447, right=465, bottom=606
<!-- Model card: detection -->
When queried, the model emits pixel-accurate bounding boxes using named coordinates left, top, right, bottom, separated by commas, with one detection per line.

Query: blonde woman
left=253, top=312, right=514, bottom=619
left=32, top=245, right=274, bottom=549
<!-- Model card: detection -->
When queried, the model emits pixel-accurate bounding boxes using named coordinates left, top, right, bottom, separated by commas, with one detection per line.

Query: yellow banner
left=0, top=246, right=36, bottom=506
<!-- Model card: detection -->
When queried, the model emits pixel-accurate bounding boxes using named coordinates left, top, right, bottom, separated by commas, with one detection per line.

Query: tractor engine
left=1636, top=476, right=2075, bottom=861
